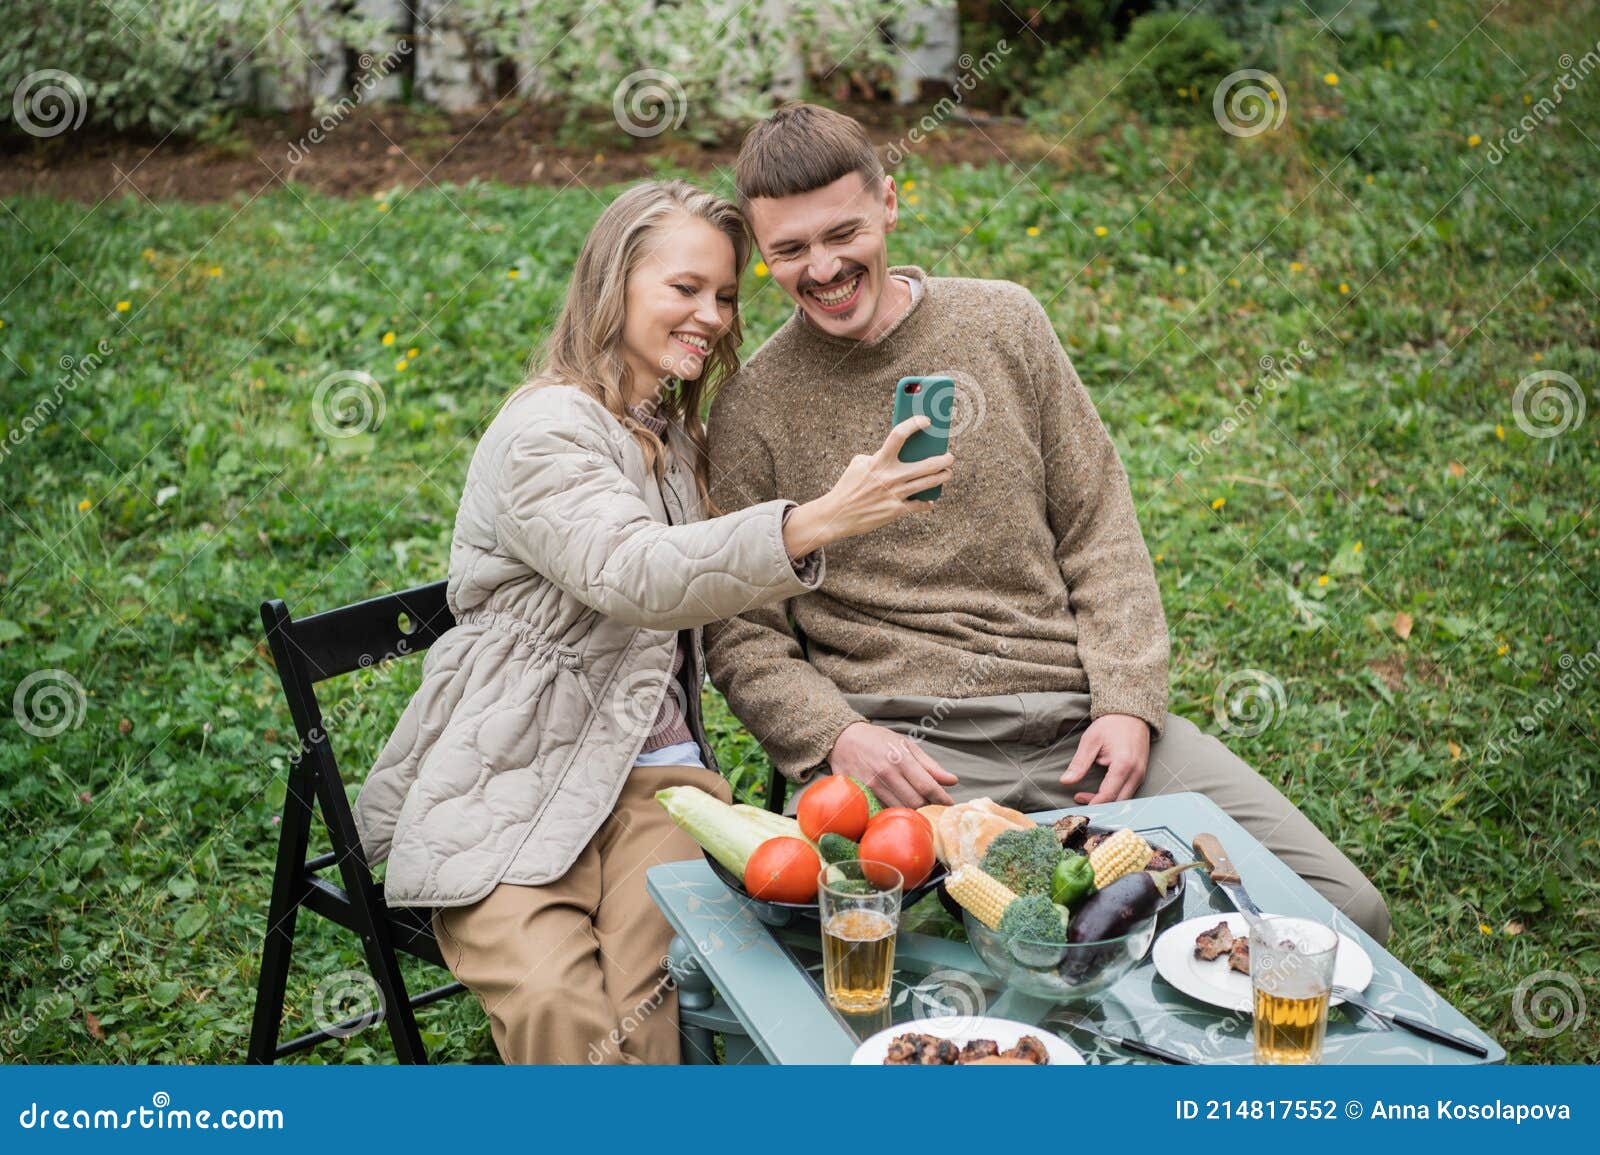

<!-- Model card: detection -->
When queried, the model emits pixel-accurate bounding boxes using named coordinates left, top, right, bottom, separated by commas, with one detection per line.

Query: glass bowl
left=962, top=907, right=1158, bottom=1001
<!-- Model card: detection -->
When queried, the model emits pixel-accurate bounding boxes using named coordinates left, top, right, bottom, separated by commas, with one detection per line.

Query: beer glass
left=818, top=860, right=902, bottom=1014
left=1250, top=916, right=1338, bottom=1063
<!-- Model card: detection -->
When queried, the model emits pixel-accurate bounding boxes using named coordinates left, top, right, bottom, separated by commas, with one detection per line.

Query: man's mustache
left=797, top=263, right=865, bottom=292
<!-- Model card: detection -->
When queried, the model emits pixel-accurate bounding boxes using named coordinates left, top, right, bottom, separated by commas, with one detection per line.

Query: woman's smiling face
left=620, top=213, right=738, bottom=403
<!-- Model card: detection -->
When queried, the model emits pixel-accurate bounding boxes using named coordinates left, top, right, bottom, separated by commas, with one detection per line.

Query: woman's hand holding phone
left=782, top=415, right=954, bottom=560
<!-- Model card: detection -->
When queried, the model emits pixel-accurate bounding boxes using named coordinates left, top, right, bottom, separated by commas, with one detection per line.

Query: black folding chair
left=247, top=579, right=465, bottom=1063
left=247, top=576, right=790, bottom=1064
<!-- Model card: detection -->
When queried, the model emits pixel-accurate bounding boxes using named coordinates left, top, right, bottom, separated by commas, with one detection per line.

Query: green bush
left=1112, top=10, right=1245, bottom=124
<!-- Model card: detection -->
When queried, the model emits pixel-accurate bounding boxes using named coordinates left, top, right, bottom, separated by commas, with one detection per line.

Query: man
left=703, top=103, right=1390, bottom=944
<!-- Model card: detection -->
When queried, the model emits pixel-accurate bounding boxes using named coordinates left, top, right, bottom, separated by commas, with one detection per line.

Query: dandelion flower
left=407, top=347, right=419, bottom=359
left=1211, top=497, right=1226, bottom=510
left=207, top=266, right=222, bottom=277
left=1428, top=18, right=1439, bottom=29
left=1467, top=134, right=1481, bottom=147
left=141, top=247, right=156, bottom=261
left=1026, top=225, right=1039, bottom=236
left=1290, top=260, right=1304, bottom=273
left=377, top=201, right=389, bottom=212
left=1176, top=264, right=1187, bottom=275
left=903, top=179, right=916, bottom=191
left=395, top=358, right=409, bottom=372
left=1353, top=541, right=1363, bottom=553
left=754, top=261, right=768, bottom=277
left=382, top=332, right=396, bottom=347
left=77, top=499, right=92, bottom=512
left=1317, top=574, right=1329, bottom=586
left=116, top=300, right=130, bottom=312
left=1478, top=922, right=1492, bottom=934
left=1533, top=352, right=1543, bottom=362
left=1338, top=282, right=1350, bottom=294
left=1496, top=643, right=1508, bottom=656
left=507, top=269, right=520, bottom=280
left=1093, top=225, right=1109, bottom=238
left=1495, top=423, right=1505, bottom=440
left=1324, top=72, right=1339, bottom=86
left=907, top=194, right=919, bottom=206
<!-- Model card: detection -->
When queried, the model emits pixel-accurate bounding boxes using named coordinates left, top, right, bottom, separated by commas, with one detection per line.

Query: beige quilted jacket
left=354, top=383, right=823, bottom=908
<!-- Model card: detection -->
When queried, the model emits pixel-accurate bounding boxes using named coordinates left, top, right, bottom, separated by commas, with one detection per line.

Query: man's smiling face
left=744, top=172, right=901, bottom=341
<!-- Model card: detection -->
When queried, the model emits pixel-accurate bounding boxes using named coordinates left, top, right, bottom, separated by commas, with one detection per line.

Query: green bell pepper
left=1050, top=851, right=1096, bottom=907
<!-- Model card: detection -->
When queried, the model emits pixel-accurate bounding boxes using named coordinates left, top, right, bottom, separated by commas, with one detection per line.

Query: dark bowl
left=701, top=850, right=948, bottom=928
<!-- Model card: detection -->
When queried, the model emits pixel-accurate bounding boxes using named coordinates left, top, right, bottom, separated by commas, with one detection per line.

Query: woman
left=353, top=179, right=952, bottom=1064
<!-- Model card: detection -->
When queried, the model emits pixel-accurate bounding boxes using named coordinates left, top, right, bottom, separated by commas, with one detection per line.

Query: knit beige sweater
left=704, top=265, right=1169, bottom=780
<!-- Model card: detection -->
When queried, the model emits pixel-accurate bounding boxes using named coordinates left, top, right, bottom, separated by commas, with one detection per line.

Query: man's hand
left=827, top=722, right=958, bottom=809
left=1058, top=714, right=1151, bottom=804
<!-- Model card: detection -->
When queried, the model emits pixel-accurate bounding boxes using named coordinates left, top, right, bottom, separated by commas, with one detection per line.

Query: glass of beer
left=1250, top=916, right=1339, bottom=1064
left=818, top=860, right=902, bottom=1014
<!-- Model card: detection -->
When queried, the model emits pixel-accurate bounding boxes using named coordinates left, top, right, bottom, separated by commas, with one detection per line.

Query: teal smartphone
left=891, top=375, right=954, bottom=500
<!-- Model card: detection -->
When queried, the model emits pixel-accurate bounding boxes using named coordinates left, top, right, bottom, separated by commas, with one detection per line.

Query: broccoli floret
left=980, top=826, right=1063, bottom=896
left=996, top=894, right=1069, bottom=944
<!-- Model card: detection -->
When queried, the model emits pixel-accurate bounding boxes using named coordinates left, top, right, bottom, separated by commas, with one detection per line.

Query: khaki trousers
left=838, top=691, right=1392, bottom=945
left=430, top=762, right=730, bottom=1064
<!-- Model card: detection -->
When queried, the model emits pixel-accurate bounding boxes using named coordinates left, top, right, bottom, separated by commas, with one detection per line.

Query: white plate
left=851, top=1016, right=1085, bottom=1065
left=1152, top=912, right=1374, bottom=1014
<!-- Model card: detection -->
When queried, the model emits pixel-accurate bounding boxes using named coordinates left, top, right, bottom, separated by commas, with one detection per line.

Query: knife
left=1332, top=986, right=1490, bottom=1058
left=1192, top=833, right=1264, bottom=924
left=1050, top=1011, right=1196, bottom=1065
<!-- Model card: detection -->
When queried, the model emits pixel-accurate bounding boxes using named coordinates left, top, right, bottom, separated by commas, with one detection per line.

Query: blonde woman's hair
left=510, top=179, right=750, bottom=508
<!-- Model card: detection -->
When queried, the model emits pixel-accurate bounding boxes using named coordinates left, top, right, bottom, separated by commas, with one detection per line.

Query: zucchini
left=656, top=787, right=767, bottom=879
left=731, top=804, right=806, bottom=843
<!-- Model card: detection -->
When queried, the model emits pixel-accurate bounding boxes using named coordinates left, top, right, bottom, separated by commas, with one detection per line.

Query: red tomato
left=859, top=818, right=936, bottom=889
left=797, top=776, right=870, bottom=842
left=744, top=837, right=821, bottom=904
left=868, top=807, right=934, bottom=840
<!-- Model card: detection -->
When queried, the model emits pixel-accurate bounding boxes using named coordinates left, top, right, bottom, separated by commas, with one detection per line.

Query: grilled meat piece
left=1001, top=1034, right=1051, bottom=1064
left=1228, top=937, right=1252, bottom=975
left=958, top=1038, right=1001, bottom=1063
left=1082, top=831, right=1109, bottom=853
left=1051, top=814, right=1090, bottom=849
left=1147, top=846, right=1176, bottom=871
left=883, top=1033, right=928, bottom=1064
left=920, top=1037, right=961, bottom=1064
left=1194, top=920, right=1235, bottom=961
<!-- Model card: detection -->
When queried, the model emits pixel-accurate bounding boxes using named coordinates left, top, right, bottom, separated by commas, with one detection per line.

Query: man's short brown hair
left=734, top=102, right=885, bottom=212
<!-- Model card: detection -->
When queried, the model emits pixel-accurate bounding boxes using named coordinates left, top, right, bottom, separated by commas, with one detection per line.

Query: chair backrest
left=261, top=579, right=455, bottom=745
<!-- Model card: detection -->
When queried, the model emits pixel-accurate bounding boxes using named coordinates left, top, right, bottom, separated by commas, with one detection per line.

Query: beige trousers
left=431, top=762, right=731, bottom=1064
left=839, top=691, right=1392, bottom=945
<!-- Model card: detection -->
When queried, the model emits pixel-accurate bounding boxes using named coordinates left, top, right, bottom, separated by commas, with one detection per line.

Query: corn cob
left=945, top=864, right=1019, bottom=930
left=1089, top=827, right=1154, bottom=890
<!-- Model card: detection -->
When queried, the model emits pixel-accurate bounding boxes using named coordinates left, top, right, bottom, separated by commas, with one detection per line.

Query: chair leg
left=308, top=759, right=429, bottom=1063
left=247, top=755, right=317, bottom=1064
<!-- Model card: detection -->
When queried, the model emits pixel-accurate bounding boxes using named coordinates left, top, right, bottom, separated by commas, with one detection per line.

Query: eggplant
left=1067, top=862, right=1200, bottom=945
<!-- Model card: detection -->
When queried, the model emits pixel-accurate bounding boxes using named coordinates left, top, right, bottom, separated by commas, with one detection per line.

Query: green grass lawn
left=2, top=2, right=1596, bottom=1064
